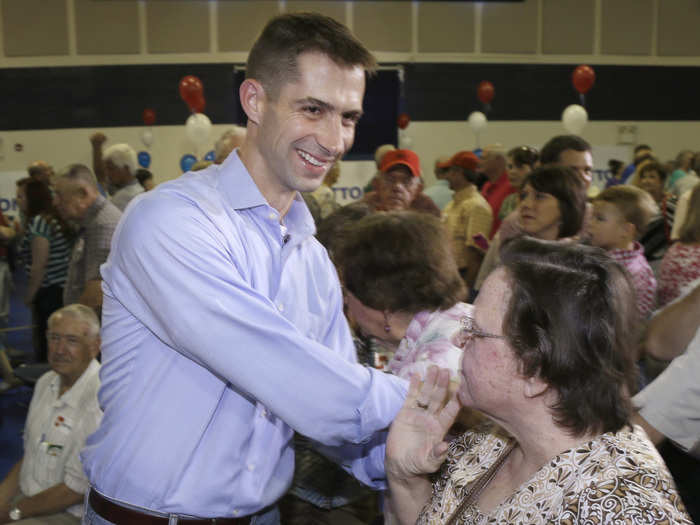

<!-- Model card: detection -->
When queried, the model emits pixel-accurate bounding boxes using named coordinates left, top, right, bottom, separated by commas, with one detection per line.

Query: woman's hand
left=386, top=365, right=461, bottom=483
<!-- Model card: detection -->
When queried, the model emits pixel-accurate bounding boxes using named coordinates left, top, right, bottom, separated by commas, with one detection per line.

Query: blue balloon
left=204, top=150, right=216, bottom=162
left=472, top=148, right=483, bottom=158
left=180, top=154, right=197, bottom=173
left=137, top=151, right=151, bottom=168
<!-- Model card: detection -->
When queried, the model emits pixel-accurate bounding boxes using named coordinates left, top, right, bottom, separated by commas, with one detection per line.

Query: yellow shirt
left=442, top=186, right=493, bottom=269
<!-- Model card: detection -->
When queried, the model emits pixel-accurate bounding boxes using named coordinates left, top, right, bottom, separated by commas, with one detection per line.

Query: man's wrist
left=8, top=506, right=22, bottom=520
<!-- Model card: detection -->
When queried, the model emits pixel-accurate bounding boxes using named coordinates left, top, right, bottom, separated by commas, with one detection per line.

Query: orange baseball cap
left=437, top=151, right=480, bottom=172
left=380, top=149, right=421, bottom=177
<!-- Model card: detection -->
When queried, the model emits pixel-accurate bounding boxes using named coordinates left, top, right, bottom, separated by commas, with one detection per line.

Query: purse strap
left=445, top=441, right=516, bottom=525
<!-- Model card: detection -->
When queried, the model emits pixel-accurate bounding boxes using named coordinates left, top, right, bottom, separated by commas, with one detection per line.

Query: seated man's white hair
left=48, top=304, right=100, bottom=340
left=103, top=143, right=137, bottom=175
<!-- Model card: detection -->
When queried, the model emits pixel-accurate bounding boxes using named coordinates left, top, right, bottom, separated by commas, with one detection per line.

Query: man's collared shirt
left=110, top=180, right=144, bottom=212
left=480, top=171, right=515, bottom=238
left=634, top=278, right=700, bottom=458
left=81, top=151, right=407, bottom=518
left=442, top=185, right=493, bottom=269
left=63, top=195, right=122, bottom=306
left=20, top=360, right=101, bottom=518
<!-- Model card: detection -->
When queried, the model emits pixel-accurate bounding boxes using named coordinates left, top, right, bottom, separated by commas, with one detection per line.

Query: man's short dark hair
left=521, top=166, right=587, bottom=238
left=540, top=135, right=592, bottom=166
left=453, top=166, right=480, bottom=185
left=246, top=12, right=376, bottom=100
left=634, top=144, right=651, bottom=154
left=499, top=237, right=638, bottom=437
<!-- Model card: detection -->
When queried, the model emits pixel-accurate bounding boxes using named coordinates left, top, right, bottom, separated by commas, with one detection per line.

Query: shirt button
left=268, top=213, right=276, bottom=220
left=260, top=409, right=267, bottom=418
left=233, top=510, right=239, bottom=516
left=277, top=303, right=284, bottom=312
left=247, top=463, right=255, bottom=471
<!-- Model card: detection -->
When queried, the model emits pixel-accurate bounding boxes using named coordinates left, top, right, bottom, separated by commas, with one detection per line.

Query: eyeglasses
left=460, top=315, right=506, bottom=344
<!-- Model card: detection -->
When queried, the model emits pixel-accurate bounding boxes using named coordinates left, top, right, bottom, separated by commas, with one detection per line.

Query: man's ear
left=90, top=337, right=101, bottom=360
left=240, top=79, right=266, bottom=125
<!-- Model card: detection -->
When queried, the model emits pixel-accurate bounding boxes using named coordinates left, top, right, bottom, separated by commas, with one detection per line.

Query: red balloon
left=477, top=81, right=495, bottom=105
left=397, top=113, right=410, bottom=130
left=572, top=65, right=595, bottom=95
left=142, top=108, right=156, bottom=126
left=189, top=94, right=206, bottom=114
left=179, top=75, right=204, bottom=108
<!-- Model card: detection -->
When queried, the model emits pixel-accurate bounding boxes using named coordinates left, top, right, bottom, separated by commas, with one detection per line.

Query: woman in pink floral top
left=337, top=211, right=469, bottom=385
left=658, top=185, right=700, bottom=308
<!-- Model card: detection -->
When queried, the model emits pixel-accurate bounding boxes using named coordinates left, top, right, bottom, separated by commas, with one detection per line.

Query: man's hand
left=386, top=366, right=460, bottom=483
left=90, top=132, right=106, bottom=147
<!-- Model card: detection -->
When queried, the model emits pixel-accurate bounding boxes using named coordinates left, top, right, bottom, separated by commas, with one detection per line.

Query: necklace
left=445, top=441, right=516, bottom=525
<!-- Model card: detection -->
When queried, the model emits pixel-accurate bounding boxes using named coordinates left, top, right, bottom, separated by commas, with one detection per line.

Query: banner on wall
left=0, top=171, right=26, bottom=221
left=591, top=145, right=632, bottom=191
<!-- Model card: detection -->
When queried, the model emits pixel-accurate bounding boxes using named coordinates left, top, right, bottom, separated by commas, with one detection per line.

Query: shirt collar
left=218, top=150, right=316, bottom=239
left=453, top=185, right=477, bottom=202
left=50, top=359, right=100, bottom=409
left=609, top=241, right=643, bottom=260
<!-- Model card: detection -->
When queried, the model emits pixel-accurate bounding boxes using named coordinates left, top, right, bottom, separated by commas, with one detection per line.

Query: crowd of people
left=0, top=11, right=698, bottom=525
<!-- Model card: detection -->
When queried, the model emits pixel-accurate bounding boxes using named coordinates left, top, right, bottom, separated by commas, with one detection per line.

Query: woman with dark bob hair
left=385, top=237, right=691, bottom=524
left=337, top=210, right=469, bottom=388
left=475, top=165, right=587, bottom=291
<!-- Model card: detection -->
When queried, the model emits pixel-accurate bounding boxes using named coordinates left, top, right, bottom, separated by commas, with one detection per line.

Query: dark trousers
left=32, top=284, right=63, bottom=363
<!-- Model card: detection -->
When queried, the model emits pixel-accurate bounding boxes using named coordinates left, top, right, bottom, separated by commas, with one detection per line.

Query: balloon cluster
left=464, top=80, right=495, bottom=145
left=179, top=75, right=212, bottom=152
left=563, top=65, right=596, bottom=135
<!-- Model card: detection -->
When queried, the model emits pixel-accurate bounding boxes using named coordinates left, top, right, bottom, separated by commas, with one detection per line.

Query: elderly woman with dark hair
left=337, top=210, right=469, bottom=387
left=385, top=237, right=691, bottom=524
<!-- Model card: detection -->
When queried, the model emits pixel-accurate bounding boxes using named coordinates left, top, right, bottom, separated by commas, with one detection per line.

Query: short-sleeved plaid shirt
left=63, top=195, right=121, bottom=305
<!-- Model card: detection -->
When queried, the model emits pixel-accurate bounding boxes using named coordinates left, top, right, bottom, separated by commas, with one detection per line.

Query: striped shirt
left=19, top=215, right=72, bottom=288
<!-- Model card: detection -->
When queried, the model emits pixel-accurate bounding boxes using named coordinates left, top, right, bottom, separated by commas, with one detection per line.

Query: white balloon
left=399, top=129, right=413, bottom=149
left=561, top=104, right=588, bottom=135
left=140, top=129, right=154, bottom=148
left=185, top=113, right=212, bottom=146
left=468, top=111, right=487, bottom=133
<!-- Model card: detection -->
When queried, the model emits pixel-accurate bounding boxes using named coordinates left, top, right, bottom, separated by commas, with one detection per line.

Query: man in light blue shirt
left=81, top=13, right=407, bottom=525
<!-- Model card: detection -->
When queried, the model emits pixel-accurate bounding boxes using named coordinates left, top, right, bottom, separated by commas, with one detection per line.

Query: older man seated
left=362, top=149, right=440, bottom=217
left=0, top=305, right=101, bottom=524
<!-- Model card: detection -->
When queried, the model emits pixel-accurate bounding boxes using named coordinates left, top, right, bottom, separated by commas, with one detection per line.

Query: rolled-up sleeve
left=105, top=193, right=407, bottom=449
left=634, top=327, right=700, bottom=457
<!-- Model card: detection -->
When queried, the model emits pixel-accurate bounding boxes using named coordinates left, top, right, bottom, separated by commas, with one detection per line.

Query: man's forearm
left=0, top=461, right=21, bottom=507
left=632, top=411, right=666, bottom=446
left=644, top=284, right=700, bottom=361
left=78, top=279, right=103, bottom=310
left=10, top=483, right=83, bottom=521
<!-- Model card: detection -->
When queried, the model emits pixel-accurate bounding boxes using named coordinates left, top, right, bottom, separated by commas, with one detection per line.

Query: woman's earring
left=383, top=312, right=391, bottom=334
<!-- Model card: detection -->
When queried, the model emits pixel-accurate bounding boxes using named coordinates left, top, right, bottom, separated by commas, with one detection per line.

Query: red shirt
left=480, top=171, right=515, bottom=238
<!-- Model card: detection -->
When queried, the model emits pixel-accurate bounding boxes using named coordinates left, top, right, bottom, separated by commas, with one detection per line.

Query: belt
left=88, top=489, right=252, bottom=525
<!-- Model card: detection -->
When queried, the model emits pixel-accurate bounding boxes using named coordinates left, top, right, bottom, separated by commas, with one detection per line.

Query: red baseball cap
left=380, top=149, right=421, bottom=178
left=437, top=151, right=479, bottom=172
